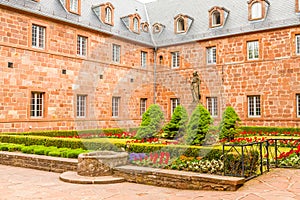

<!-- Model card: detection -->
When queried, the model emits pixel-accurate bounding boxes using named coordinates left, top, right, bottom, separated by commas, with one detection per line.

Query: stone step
left=59, top=171, right=125, bottom=184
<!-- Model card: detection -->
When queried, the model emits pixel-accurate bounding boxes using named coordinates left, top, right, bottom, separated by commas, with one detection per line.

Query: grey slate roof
left=0, top=0, right=300, bottom=48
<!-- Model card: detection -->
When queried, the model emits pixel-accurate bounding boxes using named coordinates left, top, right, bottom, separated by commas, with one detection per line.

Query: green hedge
left=240, top=126, right=300, bottom=135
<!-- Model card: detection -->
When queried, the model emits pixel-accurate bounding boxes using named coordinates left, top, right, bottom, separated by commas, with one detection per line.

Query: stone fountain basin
left=77, top=151, right=128, bottom=177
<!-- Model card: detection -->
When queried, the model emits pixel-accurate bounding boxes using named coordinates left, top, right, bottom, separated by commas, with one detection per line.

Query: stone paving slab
left=1, top=164, right=300, bottom=200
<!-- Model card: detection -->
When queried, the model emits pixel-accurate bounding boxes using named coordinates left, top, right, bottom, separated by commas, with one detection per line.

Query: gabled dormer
left=152, top=23, right=165, bottom=34
left=141, top=22, right=149, bottom=32
left=248, top=0, right=270, bottom=21
left=174, top=14, right=193, bottom=34
left=208, top=6, right=229, bottom=28
left=296, top=0, right=300, bottom=13
left=59, top=0, right=81, bottom=15
left=121, top=13, right=141, bottom=34
left=92, top=2, right=115, bottom=26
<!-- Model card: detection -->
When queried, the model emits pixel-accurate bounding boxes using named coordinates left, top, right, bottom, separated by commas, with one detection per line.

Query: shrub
left=186, top=104, right=213, bottom=145
left=162, top=105, right=188, bottom=139
left=219, top=106, right=241, bottom=141
left=48, top=151, right=61, bottom=157
left=135, top=104, right=165, bottom=139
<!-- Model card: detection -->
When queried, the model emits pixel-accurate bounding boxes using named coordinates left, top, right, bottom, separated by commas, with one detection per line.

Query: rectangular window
left=70, top=0, right=79, bottom=13
left=207, top=97, right=218, bottom=117
left=112, top=97, right=120, bottom=117
left=296, top=35, right=300, bottom=55
left=77, top=95, right=86, bottom=117
left=30, top=92, right=44, bottom=117
left=171, top=52, right=180, bottom=68
left=140, top=98, right=147, bottom=116
left=141, top=51, right=147, bottom=68
left=171, top=98, right=180, bottom=115
left=112, top=44, right=121, bottom=63
left=297, top=94, right=300, bottom=117
left=207, top=47, right=216, bottom=64
left=248, top=95, right=261, bottom=117
left=77, top=35, right=87, bottom=56
left=32, top=24, right=45, bottom=49
left=247, top=40, right=259, bottom=60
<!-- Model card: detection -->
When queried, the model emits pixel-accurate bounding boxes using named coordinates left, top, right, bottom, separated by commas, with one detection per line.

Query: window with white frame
left=32, top=24, right=45, bottom=49
left=212, top=11, right=221, bottom=26
left=112, top=44, right=120, bottom=63
left=77, top=35, right=87, bottom=56
left=177, top=18, right=185, bottom=32
left=141, top=51, right=147, bottom=68
left=76, top=95, right=86, bottom=117
left=133, top=17, right=139, bottom=32
left=112, top=97, right=120, bottom=117
left=251, top=2, right=262, bottom=19
left=248, top=95, right=261, bottom=117
left=105, top=7, right=112, bottom=23
left=207, top=97, right=218, bottom=117
left=207, top=47, right=216, bottom=64
left=30, top=92, right=44, bottom=117
left=171, top=98, right=180, bottom=115
left=70, top=0, right=79, bottom=13
left=296, top=35, right=300, bottom=55
left=171, top=52, right=180, bottom=68
left=247, top=40, right=259, bottom=60
left=297, top=94, right=300, bottom=117
left=140, top=98, right=147, bottom=116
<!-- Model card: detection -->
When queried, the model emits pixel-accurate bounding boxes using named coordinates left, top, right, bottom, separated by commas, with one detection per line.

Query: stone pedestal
left=77, top=151, right=128, bottom=177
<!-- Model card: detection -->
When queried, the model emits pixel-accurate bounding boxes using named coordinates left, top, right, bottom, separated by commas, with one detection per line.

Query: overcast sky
left=138, top=0, right=156, bottom=3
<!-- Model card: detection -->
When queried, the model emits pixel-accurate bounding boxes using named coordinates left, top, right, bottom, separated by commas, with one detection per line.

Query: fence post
left=222, top=144, right=225, bottom=176
left=275, top=139, right=278, bottom=168
left=260, top=142, right=263, bottom=175
left=266, top=140, right=270, bottom=172
left=241, top=145, right=244, bottom=177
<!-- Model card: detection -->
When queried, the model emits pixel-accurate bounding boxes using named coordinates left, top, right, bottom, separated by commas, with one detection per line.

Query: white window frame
left=141, top=51, right=147, bottom=68
left=112, top=97, right=120, bottom=117
left=212, top=11, right=221, bottom=26
left=77, top=35, right=87, bottom=56
left=247, top=40, right=259, bottom=60
left=70, top=0, right=79, bottom=13
left=207, top=47, right=216, bottom=64
left=32, top=24, right=45, bottom=49
left=248, top=95, right=261, bottom=117
left=297, top=94, right=300, bottom=118
left=30, top=92, right=44, bottom=118
left=177, top=18, right=185, bottom=33
left=112, top=44, right=121, bottom=63
left=171, top=98, right=180, bottom=115
left=296, top=35, right=300, bottom=55
left=105, top=7, right=112, bottom=23
left=140, top=98, right=147, bottom=116
left=251, top=2, right=262, bottom=19
left=76, top=95, right=86, bottom=118
left=133, top=17, right=139, bottom=32
left=171, top=52, right=180, bottom=68
left=207, top=97, right=218, bottom=117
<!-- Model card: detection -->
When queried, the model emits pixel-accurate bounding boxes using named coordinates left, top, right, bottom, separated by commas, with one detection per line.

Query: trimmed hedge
left=240, top=126, right=300, bottom=135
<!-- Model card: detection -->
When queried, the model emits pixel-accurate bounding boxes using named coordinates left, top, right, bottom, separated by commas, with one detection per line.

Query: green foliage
left=240, top=126, right=300, bottom=136
left=162, top=105, right=188, bottom=139
left=186, top=104, right=213, bottom=145
left=219, top=106, right=241, bottom=141
left=136, top=104, right=165, bottom=139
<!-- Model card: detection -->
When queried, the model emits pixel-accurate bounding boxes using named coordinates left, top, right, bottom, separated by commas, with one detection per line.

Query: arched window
left=133, top=17, right=139, bottom=32
left=212, top=11, right=221, bottom=26
left=177, top=18, right=185, bottom=32
left=105, top=7, right=112, bottom=23
left=251, top=2, right=262, bottom=19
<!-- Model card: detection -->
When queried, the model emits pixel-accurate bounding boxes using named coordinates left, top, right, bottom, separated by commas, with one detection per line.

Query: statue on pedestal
left=191, top=71, right=201, bottom=103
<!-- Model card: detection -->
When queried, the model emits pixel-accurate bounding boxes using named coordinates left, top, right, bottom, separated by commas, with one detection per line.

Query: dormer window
left=121, top=13, right=141, bottom=34
left=133, top=17, right=139, bottom=32
left=141, top=22, right=149, bottom=32
left=248, top=0, right=270, bottom=21
left=60, top=0, right=81, bottom=15
left=70, top=0, right=78, bottom=13
left=174, top=14, right=193, bottom=34
left=92, top=3, right=115, bottom=26
left=208, top=7, right=229, bottom=28
left=105, top=7, right=112, bottom=24
left=153, top=24, right=161, bottom=33
left=296, top=0, right=300, bottom=12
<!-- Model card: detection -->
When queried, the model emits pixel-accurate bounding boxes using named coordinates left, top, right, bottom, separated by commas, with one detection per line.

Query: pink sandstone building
left=1, top=0, right=300, bottom=132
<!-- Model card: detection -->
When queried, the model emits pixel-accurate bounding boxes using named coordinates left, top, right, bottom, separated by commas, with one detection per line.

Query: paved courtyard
left=1, top=164, right=300, bottom=200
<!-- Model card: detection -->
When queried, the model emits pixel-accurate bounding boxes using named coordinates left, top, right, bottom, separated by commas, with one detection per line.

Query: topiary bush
left=135, top=104, right=165, bottom=139
left=162, top=105, right=189, bottom=139
left=186, top=104, right=213, bottom=145
left=219, top=106, right=241, bottom=141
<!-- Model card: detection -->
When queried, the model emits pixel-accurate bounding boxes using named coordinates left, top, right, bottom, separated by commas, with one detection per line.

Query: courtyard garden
left=1, top=104, right=300, bottom=178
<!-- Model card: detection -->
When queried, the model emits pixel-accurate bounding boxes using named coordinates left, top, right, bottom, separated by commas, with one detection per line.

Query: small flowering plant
left=129, top=152, right=171, bottom=168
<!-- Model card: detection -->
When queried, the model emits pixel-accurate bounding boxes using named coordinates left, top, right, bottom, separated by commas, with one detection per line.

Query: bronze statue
left=191, top=71, right=201, bottom=102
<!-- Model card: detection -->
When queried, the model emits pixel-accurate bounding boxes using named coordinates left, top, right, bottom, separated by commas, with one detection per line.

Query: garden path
left=0, top=164, right=299, bottom=200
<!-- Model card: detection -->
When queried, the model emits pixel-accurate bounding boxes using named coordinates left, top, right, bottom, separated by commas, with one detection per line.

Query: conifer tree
left=219, top=106, right=241, bottom=141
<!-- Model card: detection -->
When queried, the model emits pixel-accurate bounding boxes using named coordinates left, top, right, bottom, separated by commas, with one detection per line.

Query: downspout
left=143, top=3, right=158, bottom=104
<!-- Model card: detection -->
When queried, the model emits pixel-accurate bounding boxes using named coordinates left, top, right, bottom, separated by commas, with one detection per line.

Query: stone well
left=77, top=151, right=128, bottom=177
